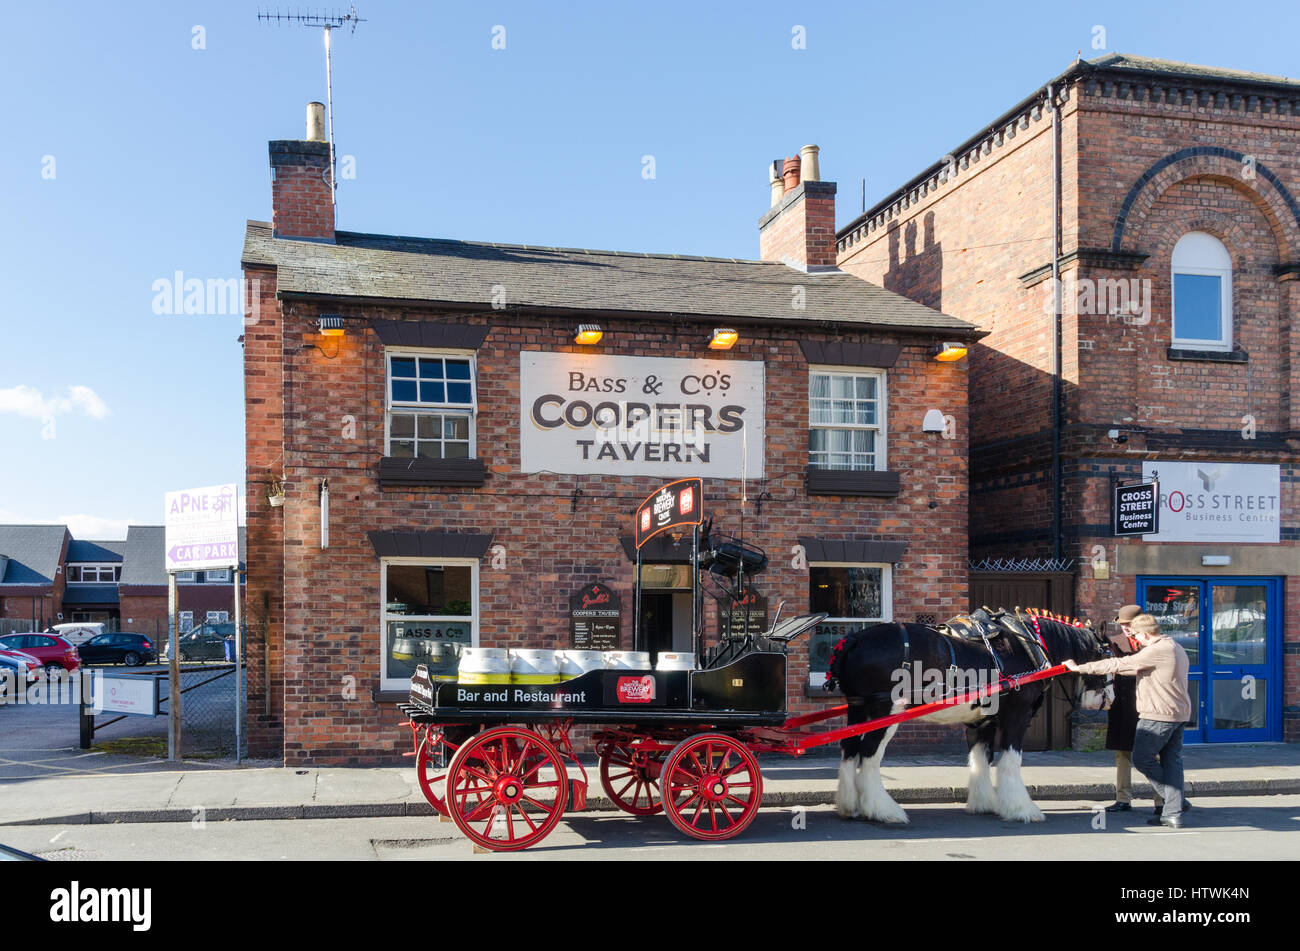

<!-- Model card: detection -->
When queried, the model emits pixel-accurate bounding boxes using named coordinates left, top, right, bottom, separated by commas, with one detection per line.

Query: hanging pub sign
left=570, top=581, right=622, bottom=651
left=635, top=478, right=704, bottom=549
left=724, top=590, right=768, bottom=638
left=1113, top=479, right=1159, bottom=536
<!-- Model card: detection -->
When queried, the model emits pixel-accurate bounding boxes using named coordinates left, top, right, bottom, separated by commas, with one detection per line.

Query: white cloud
left=57, top=515, right=132, bottom=540
left=0, top=384, right=111, bottom=421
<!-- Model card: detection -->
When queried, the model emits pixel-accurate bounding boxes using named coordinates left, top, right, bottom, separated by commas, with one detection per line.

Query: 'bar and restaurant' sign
left=520, top=352, right=764, bottom=479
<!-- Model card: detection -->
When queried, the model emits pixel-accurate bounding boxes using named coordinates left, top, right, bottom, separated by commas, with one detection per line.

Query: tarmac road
left=3, top=795, right=1297, bottom=861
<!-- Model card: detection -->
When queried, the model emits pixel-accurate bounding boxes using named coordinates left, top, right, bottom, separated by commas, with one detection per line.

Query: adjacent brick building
left=241, top=113, right=981, bottom=764
left=837, top=54, right=1299, bottom=743
left=0, top=523, right=243, bottom=637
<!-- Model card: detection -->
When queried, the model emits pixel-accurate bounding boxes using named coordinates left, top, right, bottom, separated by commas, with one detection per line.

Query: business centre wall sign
left=520, top=352, right=765, bottom=479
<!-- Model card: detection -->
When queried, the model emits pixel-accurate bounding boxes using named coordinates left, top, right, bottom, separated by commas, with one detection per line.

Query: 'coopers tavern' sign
left=569, top=582, right=621, bottom=651
left=520, top=352, right=765, bottom=479
left=1142, top=462, right=1280, bottom=543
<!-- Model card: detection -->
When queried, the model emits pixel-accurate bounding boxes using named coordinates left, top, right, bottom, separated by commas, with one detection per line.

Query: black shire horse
left=826, top=609, right=1113, bottom=823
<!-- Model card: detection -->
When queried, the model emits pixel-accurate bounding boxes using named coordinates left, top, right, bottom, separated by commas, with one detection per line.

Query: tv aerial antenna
left=257, top=5, right=365, bottom=217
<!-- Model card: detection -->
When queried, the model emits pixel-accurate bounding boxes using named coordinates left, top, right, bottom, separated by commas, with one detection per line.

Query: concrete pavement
left=2, top=744, right=1298, bottom=826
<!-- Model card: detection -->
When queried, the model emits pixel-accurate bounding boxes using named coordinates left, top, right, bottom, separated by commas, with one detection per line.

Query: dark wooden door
left=968, top=571, right=1076, bottom=750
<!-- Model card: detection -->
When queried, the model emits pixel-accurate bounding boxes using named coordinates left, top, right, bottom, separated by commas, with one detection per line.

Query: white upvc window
left=808, top=367, right=887, bottom=471
left=807, top=563, right=893, bottom=686
left=205, top=569, right=232, bottom=583
left=1172, top=231, right=1233, bottom=351
left=385, top=350, right=476, bottom=459
left=176, top=571, right=197, bottom=583
left=178, top=611, right=194, bottom=634
left=67, top=564, right=121, bottom=583
left=206, top=611, right=230, bottom=623
left=380, top=558, right=479, bottom=691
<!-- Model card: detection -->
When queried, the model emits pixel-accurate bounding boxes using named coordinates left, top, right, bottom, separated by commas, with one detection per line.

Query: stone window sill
left=378, top=456, right=486, bottom=488
left=1166, top=347, right=1247, bottom=364
left=806, top=467, right=901, bottom=497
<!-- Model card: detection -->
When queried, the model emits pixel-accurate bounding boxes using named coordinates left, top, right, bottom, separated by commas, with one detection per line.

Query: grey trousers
left=1116, top=750, right=1164, bottom=807
left=1131, top=719, right=1184, bottom=818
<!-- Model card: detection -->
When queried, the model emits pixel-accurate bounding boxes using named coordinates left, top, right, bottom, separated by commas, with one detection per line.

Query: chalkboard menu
left=723, top=591, right=768, bottom=638
left=570, top=581, right=621, bottom=650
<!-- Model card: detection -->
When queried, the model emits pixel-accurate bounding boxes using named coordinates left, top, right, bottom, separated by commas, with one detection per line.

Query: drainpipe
left=1049, top=83, right=1063, bottom=563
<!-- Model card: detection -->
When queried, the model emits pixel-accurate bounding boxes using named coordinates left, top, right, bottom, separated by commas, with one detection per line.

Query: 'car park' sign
left=165, top=483, right=240, bottom=571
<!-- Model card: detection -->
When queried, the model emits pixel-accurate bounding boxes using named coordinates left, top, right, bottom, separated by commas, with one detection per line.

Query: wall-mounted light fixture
left=709, top=328, right=738, bottom=350
left=922, top=409, right=946, bottom=433
left=318, top=315, right=345, bottom=337
left=932, top=341, right=967, bottom=362
left=574, top=324, right=603, bottom=345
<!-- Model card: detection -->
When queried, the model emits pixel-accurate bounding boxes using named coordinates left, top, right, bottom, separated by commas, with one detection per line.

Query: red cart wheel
left=599, top=742, right=665, bottom=816
left=415, top=734, right=448, bottom=817
left=446, top=726, right=568, bottom=852
left=661, top=733, right=762, bottom=841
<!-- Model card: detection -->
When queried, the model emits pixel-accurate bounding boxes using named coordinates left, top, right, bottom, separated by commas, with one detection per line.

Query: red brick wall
left=839, top=69, right=1300, bottom=742
left=269, top=141, right=333, bottom=241
left=243, top=266, right=287, bottom=757
left=760, top=182, right=838, bottom=269
left=246, top=298, right=972, bottom=763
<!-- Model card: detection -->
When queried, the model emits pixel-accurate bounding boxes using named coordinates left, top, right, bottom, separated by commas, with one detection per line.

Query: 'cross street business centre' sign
left=1113, top=481, right=1159, bottom=536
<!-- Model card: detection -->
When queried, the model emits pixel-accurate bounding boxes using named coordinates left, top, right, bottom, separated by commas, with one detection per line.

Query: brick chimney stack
left=269, top=102, right=334, bottom=242
left=758, top=144, right=837, bottom=269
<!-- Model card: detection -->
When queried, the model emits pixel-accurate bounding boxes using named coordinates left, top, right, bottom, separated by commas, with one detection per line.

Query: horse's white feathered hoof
left=836, top=760, right=859, bottom=819
left=857, top=791, right=910, bottom=824
left=998, top=801, right=1045, bottom=823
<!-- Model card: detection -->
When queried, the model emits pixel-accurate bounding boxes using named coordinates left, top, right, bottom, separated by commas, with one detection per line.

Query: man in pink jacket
left=1064, top=613, right=1192, bottom=829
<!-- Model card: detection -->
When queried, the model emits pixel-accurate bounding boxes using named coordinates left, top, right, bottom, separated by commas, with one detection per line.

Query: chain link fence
left=81, top=664, right=247, bottom=759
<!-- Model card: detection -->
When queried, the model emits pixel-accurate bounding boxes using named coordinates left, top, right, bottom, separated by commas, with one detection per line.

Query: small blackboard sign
left=724, top=590, right=768, bottom=638
left=570, top=581, right=621, bottom=651
left=1114, top=480, right=1159, bottom=536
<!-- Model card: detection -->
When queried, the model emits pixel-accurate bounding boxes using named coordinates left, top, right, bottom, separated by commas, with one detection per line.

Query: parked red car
left=0, top=634, right=80, bottom=675
left=0, top=648, right=42, bottom=685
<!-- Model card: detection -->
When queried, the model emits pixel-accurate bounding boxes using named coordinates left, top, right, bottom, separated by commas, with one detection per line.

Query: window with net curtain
left=808, top=369, right=885, bottom=470
left=1172, top=232, right=1232, bottom=350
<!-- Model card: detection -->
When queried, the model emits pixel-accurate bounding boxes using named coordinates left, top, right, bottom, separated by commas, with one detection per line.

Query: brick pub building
left=837, top=55, right=1299, bottom=744
left=241, top=108, right=980, bottom=764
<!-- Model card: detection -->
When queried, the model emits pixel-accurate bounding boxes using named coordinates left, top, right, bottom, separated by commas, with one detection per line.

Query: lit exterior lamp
left=709, top=328, right=738, bottom=350
left=574, top=324, right=603, bottom=345
left=318, top=315, right=345, bottom=337
left=933, top=341, right=967, bottom=362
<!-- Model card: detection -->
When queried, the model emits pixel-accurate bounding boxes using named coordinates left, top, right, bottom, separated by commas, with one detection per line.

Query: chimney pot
left=306, top=102, right=327, bottom=143
left=800, top=144, right=820, bottom=182
left=769, top=160, right=785, bottom=207
left=782, top=156, right=802, bottom=193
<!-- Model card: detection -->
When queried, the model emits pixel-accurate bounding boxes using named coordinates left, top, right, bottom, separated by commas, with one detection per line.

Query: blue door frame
left=1136, top=577, right=1282, bottom=743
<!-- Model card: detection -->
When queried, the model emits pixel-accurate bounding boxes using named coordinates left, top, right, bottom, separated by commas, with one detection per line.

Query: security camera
left=1107, top=429, right=1128, bottom=444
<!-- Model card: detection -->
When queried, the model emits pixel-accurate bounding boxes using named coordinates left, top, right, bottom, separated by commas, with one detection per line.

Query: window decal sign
left=520, top=352, right=764, bottom=478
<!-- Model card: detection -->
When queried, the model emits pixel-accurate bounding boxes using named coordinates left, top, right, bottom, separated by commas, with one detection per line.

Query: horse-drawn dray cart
left=397, top=479, right=1092, bottom=851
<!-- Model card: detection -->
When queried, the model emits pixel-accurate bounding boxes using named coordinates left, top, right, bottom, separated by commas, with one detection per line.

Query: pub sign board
left=570, top=581, right=621, bottom=651
left=635, top=479, right=704, bottom=549
left=1113, top=480, right=1159, bottom=536
left=519, top=352, right=765, bottom=479
left=724, top=591, right=768, bottom=638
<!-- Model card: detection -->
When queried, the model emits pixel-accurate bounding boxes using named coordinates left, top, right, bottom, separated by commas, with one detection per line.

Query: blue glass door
left=1137, top=577, right=1281, bottom=743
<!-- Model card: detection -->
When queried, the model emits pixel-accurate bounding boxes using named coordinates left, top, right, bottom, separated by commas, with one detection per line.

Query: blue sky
left=1, top=0, right=1295, bottom=538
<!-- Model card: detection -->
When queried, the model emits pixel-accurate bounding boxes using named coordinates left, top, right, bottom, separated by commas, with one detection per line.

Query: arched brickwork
left=1111, top=149, right=1300, bottom=261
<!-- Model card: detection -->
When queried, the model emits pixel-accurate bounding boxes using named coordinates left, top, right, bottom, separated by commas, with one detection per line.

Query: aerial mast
left=257, top=5, right=365, bottom=220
